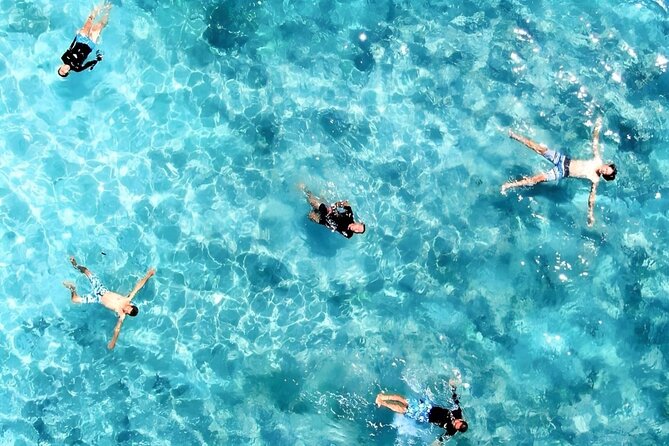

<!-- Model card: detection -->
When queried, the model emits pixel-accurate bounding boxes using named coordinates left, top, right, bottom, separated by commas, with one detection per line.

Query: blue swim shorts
left=81, top=272, right=109, bottom=304
left=542, top=149, right=571, bottom=182
left=75, top=33, right=97, bottom=51
left=405, top=399, right=432, bottom=424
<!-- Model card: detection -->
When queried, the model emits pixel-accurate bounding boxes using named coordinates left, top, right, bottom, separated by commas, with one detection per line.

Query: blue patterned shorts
left=405, top=399, right=432, bottom=424
left=542, top=149, right=571, bottom=182
left=81, top=272, right=109, bottom=304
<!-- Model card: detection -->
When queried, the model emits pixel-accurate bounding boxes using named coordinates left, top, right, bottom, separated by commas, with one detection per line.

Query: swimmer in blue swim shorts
left=376, top=385, right=468, bottom=441
left=58, top=2, right=112, bottom=78
left=501, top=118, right=618, bottom=226
left=63, top=256, right=155, bottom=350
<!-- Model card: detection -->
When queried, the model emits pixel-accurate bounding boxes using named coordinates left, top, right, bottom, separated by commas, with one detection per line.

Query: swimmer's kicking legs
left=375, top=394, right=409, bottom=413
left=298, top=183, right=325, bottom=223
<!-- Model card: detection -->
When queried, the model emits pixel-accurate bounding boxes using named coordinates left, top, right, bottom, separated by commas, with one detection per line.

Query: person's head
left=453, top=419, right=468, bottom=433
left=124, top=304, right=139, bottom=317
left=58, top=64, right=71, bottom=78
left=600, top=163, right=617, bottom=181
left=349, top=222, right=366, bottom=234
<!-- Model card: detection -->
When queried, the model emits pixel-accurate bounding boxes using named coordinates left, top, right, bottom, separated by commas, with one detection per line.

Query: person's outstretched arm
left=128, top=268, right=156, bottom=301
left=501, top=173, right=547, bottom=193
left=591, top=117, right=602, bottom=159
left=108, top=316, right=125, bottom=349
left=587, top=183, right=598, bottom=226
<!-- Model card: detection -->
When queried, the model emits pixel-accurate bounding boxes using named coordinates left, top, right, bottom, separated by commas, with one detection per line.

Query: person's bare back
left=100, top=292, right=132, bottom=317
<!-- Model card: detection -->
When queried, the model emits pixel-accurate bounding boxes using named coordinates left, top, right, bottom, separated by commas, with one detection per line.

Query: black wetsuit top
left=61, top=38, right=99, bottom=72
left=318, top=203, right=355, bottom=238
left=429, top=388, right=464, bottom=439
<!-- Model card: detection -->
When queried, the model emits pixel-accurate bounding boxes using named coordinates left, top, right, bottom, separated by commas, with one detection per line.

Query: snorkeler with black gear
left=58, top=2, right=111, bottom=77
left=299, top=184, right=366, bottom=238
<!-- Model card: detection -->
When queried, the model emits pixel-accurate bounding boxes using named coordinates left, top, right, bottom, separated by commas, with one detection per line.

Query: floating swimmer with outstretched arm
left=63, top=257, right=155, bottom=349
left=501, top=117, right=617, bottom=226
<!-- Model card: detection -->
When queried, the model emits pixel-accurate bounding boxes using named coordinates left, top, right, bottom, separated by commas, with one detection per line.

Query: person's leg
left=540, top=149, right=565, bottom=169
left=79, top=4, right=102, bottom=36
left=375, top=394, right=409, bottom=413
left=308, top=211, right=320, bottom=223
left=509, top=130, right=549, bottom=156
left=88, top=3, right=112, bottom=43
left=70, top=256, right=92, bottom=277
left=70, top=256, right=110, bottom=298
left=305, top=192, right=322, bottom=211
left=501, top=173, right=548, bottom=193
left=63, top=281, right=83, bottom=303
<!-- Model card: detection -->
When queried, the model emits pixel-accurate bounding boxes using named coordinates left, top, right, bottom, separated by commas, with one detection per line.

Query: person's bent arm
left=128, top=268, right=156, bottom=301
left=587, top=183, right=598, bottom=226
left=76, top=59, right=99, bottom=72
left=592, top=117, right=602, bottom=159
left=108, top=316, right=125, bottom=349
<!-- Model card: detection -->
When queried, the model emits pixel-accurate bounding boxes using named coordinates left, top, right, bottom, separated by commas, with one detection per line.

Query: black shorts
left=318, top=203, right=328, bottom=224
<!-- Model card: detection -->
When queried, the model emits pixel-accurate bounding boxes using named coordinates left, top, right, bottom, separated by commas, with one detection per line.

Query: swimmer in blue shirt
left=63, top=257, right=155, bottom=350
left=376, top=384, right=468, bottom=442
left=58, top=2, right=112, bottom=77
left=501, top=118, right=617, bottom=226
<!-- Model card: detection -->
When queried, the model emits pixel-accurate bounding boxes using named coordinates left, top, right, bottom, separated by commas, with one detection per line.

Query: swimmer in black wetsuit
left=376, top=383, right=468, bottom=443
left=299, top=185, right=365, bottom=238
left=58, top=2, right=112, bottom=78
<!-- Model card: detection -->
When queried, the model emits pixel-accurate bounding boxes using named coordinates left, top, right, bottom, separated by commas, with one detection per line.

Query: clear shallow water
left=0, top=0, right=668, bottom=444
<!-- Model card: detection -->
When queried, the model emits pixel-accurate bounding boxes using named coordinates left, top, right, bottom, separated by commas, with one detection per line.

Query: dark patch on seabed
left=204, top=1, right=259, bottom=51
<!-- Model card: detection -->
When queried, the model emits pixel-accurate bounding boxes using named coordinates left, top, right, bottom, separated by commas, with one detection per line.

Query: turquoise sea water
left=1, top=0, right=668, bottom=444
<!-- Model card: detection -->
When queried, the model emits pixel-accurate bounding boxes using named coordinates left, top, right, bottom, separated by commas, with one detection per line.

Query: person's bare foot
left=62, top=281, right=76, bottom=291
left=375, top=394, right=383, bottom=407
left=69, top=256, right=88, bottom=274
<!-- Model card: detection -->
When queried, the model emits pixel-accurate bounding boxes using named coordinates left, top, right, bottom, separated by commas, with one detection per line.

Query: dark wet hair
left=458, top=420, right=469, bottom=433
left=129, top=305, right=139, bottom=317
left=602, top=163, right=617, bottom=181
left=360, top=223, right=366, bottom=234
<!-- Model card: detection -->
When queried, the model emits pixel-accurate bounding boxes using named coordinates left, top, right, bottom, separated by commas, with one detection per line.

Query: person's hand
left=587, top=215, right=594, bottom=227
left=341, top=200, right=350, bottom=206
left=147, top=268, right=156, bottom=278
left=95, top=50, right=103, bottom=61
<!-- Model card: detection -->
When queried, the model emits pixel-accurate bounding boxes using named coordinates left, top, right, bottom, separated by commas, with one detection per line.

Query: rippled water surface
left=0, top=0, right=668, bottom=444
